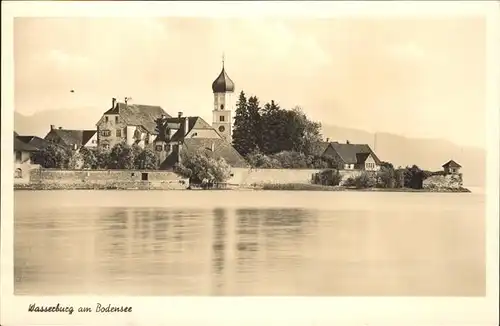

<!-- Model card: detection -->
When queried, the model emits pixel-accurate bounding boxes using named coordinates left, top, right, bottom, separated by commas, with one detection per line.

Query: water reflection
left=14, top=191, right=485, bottom=296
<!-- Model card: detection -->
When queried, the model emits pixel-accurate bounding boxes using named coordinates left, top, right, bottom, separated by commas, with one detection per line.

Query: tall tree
left=232, top=91, right=253, bottom=156
left=260, top=100, right=285, bottom=154
left=247, top=95, right=262, bottom=153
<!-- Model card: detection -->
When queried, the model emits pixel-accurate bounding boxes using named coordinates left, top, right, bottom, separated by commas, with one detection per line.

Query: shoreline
left=14, top=183, right=471, bottom=193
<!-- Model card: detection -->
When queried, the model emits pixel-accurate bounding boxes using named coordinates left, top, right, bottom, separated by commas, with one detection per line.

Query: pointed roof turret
left=212, top=54, right=235, bottom=93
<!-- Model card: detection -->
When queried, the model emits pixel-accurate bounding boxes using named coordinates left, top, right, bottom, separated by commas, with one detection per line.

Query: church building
left=94, top=57, right=247, bottom=169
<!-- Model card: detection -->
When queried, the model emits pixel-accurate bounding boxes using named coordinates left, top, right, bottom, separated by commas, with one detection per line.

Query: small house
left=442, top=160, right=462, bottom=174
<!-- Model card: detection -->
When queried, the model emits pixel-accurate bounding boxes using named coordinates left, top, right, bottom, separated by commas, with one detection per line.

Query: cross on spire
left=222, top=52, right=225, bottom=68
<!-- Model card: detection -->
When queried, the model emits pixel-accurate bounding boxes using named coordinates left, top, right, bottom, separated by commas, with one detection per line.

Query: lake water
left=14, top=190, right=485, bottom=296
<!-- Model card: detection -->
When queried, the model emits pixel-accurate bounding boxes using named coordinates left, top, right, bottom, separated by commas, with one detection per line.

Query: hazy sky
left=14, top=17, right=486, bottom=148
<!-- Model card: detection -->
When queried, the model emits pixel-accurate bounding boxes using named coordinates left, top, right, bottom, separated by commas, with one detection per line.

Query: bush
left=32, top=143, right=71, bottom=168
left=246, top=150, right=340, bottom=169
left=344, top=172, right=376, bottom=188
left=376, top=166, right=396, bottom=188
left=175, top=151, right=231, bottom=183
left=312, top=169, right=342, bottom=186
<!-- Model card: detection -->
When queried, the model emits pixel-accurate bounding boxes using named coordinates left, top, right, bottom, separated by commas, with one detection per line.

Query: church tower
left=211, top=55, right=235, bottom=143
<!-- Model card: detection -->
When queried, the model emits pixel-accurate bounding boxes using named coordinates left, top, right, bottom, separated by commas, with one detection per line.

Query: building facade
left=321, top=141, right=382, bottom=171
left=96, top=98, right=169, bottom=150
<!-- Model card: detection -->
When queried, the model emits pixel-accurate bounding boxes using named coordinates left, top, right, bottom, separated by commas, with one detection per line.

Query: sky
left=14, top=16, right=487, bottom=148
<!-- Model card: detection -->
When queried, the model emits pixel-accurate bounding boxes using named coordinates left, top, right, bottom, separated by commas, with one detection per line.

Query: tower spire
left=222, top=52, right=225, bottom=68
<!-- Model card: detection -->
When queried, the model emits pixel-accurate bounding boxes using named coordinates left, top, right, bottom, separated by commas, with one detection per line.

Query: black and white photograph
left=2, top=1, right=499, bottom=326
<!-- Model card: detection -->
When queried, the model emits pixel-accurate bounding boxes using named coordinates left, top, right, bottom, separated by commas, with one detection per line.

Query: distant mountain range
left=14, top=109, right=485, bottom=187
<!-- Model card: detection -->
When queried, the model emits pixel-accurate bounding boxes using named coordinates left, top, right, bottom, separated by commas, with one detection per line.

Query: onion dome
left=212, top=65, right=235, bottom=93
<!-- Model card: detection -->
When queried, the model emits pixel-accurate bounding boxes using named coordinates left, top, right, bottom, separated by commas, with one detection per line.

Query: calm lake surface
left=14, top=190, right=485, bottom=296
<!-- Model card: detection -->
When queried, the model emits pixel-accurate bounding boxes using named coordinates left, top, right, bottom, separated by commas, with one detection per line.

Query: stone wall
left=423, top=173, right=463, bottom=190
left=226, top=168, right=371, bottom=186
left=26, top=168, right=189, bottom=190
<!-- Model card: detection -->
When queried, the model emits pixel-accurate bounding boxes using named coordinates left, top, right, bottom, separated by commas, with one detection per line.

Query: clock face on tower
left=218, top=126, right=225, bottom=133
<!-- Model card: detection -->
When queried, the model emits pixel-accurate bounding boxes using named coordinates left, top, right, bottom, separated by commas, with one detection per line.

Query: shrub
left=344, top=172, right=376, bottom=188
left=376, top=166, right=396, bottom=188
left=176, top=151, right=231, bottom=183
left=312, top=169, right=342, bottom=186
left=32, top=143, right=71, bottom=169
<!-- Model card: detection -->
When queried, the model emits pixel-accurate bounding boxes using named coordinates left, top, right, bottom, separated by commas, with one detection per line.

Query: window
left=15, top=151, right=22, bottom=162
left=141, top=173, right=148, bottom=181
left=165, top=144, right=171, bottom=152
left=144, top=137, right=149, bottom=145
left=218, top=126, right=225, bottom=133
left=156, top=145, right=163, bottom=151
left=101, top=130, right=111, bottom=137
left=115, top=116, right=119, bottom=123
left=92, top=139, right=97, bottom=144
left=220, top=104, right=225, bottom=110
left=15, top=168, right=22, bottom=178
left=102, top=144, right=110, bottom=150
left=116, top=129, right=121, bottom=137
left=220, top=116, right=225, bottom=122
left=105, top=116, right=109, bottom=123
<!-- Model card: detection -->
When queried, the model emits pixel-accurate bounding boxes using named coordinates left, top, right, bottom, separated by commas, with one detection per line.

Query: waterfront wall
left=227, top=168, right=365, bottom=186
left=26, top=168, right=189, bottom=190
left=423, top=173, right=463, bottom=190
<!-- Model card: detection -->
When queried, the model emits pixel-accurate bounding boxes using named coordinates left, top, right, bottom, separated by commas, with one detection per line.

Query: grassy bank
left=259, top=183, right=471, bottom=193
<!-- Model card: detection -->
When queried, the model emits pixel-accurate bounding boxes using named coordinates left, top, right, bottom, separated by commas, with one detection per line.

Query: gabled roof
left=182, top=138, right=249, bottom=168
left=46, top=129, right=97, bottom=148
left=169, top=116, right=216, bottom=142
left=103, top=102, right=171, bottom=134
left=442, top=160, right=461, bottom=168
left=16, top=135, right=53, bottom=150
left=14, top=137, right=38, bottom=152
left=330, top=142, right=382, bottom=165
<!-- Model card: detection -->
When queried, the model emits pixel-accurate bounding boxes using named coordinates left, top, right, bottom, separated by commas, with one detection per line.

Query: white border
left=2, top=2, right=499, bottom=326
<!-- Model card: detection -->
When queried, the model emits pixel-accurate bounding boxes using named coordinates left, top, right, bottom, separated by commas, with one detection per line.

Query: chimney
left=178, top=111, right=183, bottom=118
left=112, top=98, right=116, bottom=108
left=184, top=116, right=189, bottom=137
left=59, top=126, right=62, bottom=130
left=346, top=140, right=350, bottom=144
left=326, top=137, right=330, bottom=142
left=50, top=125, right=55, bottom=130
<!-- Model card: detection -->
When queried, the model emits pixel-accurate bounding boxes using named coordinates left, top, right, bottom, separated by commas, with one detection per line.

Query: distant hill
left=13, top=108, right=486, bottom=187
left=14, top=109, right=102, bottom=138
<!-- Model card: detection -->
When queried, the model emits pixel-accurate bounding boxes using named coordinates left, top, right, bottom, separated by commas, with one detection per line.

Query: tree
left=68, top=151, right=84, bottom=169
left=376, top=166, right=396, bottom=188
left=32, top=143, right=71, bottom=169
left=232, top=91, right=254, bottom=156
left=94, top=147, right=111, bottom=169
left=260, top=100, right=285, bottom=154
left=290, top=107, right=323, bottom=155
left=247, top=95, right=262, bottom=152
left=79, top=147, right=97, bottom=169
left=135, top=148, right=159, bottom=170
left=175, top=151, right=231, bottom=183
left=109, top=143, right=135, bottom=169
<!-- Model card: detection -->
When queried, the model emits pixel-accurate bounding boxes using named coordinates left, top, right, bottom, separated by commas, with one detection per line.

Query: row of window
left=366, top=162, right=376, bottom=169
left=155, top=144, right=171, bottom=152
left=105, top=116, right=119, bottom=123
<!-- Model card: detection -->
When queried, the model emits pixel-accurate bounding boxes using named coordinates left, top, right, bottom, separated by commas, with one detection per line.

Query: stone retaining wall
left=26, top=168, right=189, bottom=190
